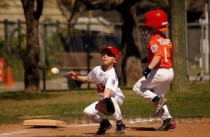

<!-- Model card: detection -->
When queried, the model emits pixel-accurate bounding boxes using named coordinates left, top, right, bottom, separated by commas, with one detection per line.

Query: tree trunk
left=169, top=0, right=187, bottom=92
left=117, top=1, right=142, bottom=86
left=21, top=0, right=43, bottom=92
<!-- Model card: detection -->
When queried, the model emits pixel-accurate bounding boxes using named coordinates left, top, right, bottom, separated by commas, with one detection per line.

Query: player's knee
left=133, top=84, right=148, bottom=96
left=83, top=108, right=95, bottom=117
left=83, top=108, right=93, bottom=117
left=133, top=83, right=140, bottom=92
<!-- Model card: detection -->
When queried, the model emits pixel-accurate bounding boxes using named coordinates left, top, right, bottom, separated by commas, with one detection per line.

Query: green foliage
left=0, top=81, right=210, bottom=124
left=45, top=32, right=63, bottom=68
left=0, top=40, right=6, bottom=57
left=0, top=28, right=25, bottom=81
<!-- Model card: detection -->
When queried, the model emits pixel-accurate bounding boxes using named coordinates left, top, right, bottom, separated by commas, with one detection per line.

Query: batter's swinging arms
left=133, top=9, right=176, bottom=131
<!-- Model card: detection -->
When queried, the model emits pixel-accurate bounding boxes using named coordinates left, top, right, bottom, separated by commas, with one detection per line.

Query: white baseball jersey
left=86, top=66, right=125, bottom=99
left=84, top=65, right=125, bottom=122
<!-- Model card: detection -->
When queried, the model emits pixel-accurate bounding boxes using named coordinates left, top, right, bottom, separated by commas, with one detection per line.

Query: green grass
left=0, top=81, right=210, bottom=124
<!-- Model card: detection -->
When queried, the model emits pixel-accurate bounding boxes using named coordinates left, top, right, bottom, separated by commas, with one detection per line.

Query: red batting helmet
left=143, top=9, right=168, bottom=32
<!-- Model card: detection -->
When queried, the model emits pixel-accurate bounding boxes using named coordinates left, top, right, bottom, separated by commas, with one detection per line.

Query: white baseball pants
left=133, top=68, right=174, bottom=120
left=83, top=96, right=123, bottom=123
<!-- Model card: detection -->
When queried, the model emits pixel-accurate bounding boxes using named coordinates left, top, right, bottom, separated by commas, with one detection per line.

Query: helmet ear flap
left=141, top=29, right=147, bottom=41
left=141, top=26, right=155, bottom=41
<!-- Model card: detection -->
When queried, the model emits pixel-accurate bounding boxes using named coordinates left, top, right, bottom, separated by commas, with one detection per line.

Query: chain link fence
left=0, top=19, right=209, bottom=91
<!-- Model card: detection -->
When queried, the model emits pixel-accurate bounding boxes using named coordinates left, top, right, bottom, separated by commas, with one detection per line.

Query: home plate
left=23, top=119, right=67, bottom=128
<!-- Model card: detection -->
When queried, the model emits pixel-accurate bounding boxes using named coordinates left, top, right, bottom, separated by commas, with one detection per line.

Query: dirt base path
left=0, top=118, right=210, bottom=137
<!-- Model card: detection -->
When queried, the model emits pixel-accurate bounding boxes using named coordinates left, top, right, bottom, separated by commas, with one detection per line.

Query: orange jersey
left=147, top=33, right=172, bottom=69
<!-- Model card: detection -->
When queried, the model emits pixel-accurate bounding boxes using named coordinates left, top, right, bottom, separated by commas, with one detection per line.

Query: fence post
left=208, top=0, right=210, bottom=83
left=42, top=22, right=47, bottom=91
left=4, top=20, right=10, bottom=53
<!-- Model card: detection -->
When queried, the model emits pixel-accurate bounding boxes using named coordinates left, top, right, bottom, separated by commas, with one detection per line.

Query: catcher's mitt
left=95, top=97, right=115, bottom=115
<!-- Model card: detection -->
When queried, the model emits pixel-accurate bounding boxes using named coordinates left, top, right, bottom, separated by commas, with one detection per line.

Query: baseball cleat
left=96, top=119, right=112, bottom=135
left=153, top=99, right=167, bottom=117
left=156, top=118, right=176, bottom=131
left=115, top=122, right=126, bottom=134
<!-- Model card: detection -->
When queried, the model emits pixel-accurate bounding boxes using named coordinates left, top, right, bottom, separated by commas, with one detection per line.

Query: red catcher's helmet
left=143, top=9, right=168, bottom=32
left=99, top=45, right=119, bottom=59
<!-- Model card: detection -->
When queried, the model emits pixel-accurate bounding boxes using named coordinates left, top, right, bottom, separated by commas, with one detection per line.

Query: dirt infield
left=0, top=118, right=210, bottom=137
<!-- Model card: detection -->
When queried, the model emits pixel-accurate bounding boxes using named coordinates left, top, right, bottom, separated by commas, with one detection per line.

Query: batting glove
left=143, top=67, right=151, bottom=79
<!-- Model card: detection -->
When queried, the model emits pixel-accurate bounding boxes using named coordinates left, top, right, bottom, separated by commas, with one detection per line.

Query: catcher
left=67, top=45, right=126, bottom=135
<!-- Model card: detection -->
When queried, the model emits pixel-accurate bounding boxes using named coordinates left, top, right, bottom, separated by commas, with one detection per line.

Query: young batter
left=67, top=46, right=126, bottom=135
left=133, top=9, right=176, bottom=131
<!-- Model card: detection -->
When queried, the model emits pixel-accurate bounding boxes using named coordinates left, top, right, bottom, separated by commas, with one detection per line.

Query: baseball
left=51, top=67, right=59, bottom=75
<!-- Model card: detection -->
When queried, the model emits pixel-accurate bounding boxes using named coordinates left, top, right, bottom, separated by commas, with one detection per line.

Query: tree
left=169, top=0, right=187, bottom=91
left=116, top=1, right=142, bottom=85
left=21, top=0, right=43, bottom=92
